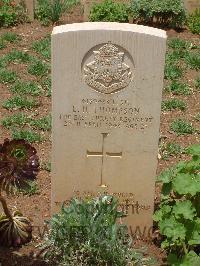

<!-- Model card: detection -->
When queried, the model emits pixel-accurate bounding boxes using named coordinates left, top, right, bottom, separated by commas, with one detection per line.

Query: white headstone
left=52, top=22, right=166, bottom=234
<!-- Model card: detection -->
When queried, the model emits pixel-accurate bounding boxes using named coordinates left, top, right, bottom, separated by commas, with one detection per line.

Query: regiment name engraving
left=59, top=98, right=154, bottom=130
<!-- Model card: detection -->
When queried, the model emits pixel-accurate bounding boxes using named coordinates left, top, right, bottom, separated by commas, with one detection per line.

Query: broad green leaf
left=159, top=217, right=186, bottom=241
left=173, top=200, right=196, bottom=220
left=157, top=168, right=175, bottom=183
left=161, top=182, right=172, bottom=197
left=188, top=218, right=200, bottom=245
left=186, top=144, right=200, bottom=156
left=181, top=251, right=200, bottom=266
left=153, top=205, right=172, bottom=222
left=172, top=173, right=200, bottom=196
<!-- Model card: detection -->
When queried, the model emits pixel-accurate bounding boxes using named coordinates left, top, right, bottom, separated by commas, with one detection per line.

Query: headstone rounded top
left=52, top=22, right=167, bottom=39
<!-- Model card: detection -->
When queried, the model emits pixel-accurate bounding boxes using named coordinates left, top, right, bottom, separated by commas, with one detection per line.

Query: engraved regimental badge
left=83, top=43, right=133, bottom=94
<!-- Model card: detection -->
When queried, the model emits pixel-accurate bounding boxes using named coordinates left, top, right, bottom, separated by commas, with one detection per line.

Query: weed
left=195, top=113, right=200, bottom=121
left=166, top=81, right=191, bottom=95
left=4, top=49, right=32, bottom=64
left=30, top=115, right=51, bottom=131
left=0, top=69, right=18, bottom=84
left=194, top=76, right=200, bottom=89
left=42, top=77, right=51, bottom=97
left=10, top=81, right=42, bottom=96
left=187, top=8, right=200, bottom=34
left=162, top=99, right=186, bottom=111
left=1, top=113, right=30, bottom=129
left=41, top=161, right=51, bottom=172
left=3, top=96, right=39, bottom=110
left=2, top=32, right=21, bottom=43
left=28, top=59, right=49, bottom=77
left=168, top=38, right=187, bottom=50
left=161, top=142, right=184, bottom=160
left=32, top=35, right=51, bottom=60
left=18, top=181, right=40, bottom=196
left=12, top=129, right=43, bottom=143
left=170, top=119, right=195, bottom=135
left=166, top=50, right=187, bottom=62
left=184, top=52, right=200, bottom=70
left=164, top=64, right=183, bottom=80
left=0, top=39, right=6, bottom=49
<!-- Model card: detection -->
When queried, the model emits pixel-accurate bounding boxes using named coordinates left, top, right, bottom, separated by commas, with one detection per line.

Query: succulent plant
left=0, top=139, right=39, bottom=247
left=0, top=196, right=32, bottom=247
left=0, top=139, right=39, bottom=192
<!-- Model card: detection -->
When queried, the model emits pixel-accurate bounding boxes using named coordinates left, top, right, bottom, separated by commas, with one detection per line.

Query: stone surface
left=52, top=22, right=166, bottom=233
left=184, top=0, right=200, bottom=13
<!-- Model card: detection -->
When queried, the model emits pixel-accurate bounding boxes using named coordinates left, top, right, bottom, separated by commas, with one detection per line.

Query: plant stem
left=0, top=194, right=13, bottom=220
left=182, top=242, right=188, bottom=255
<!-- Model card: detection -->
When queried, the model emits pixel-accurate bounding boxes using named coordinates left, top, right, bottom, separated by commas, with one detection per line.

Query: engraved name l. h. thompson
left=83, top=43, right=133, bottom=94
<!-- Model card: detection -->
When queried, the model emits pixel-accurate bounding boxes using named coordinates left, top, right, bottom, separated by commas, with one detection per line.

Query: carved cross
left=87, top=133, right=122, bottom=187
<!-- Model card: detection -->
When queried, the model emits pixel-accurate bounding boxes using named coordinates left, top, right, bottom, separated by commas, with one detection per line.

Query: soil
left=0, top=4, right=199, bottom=266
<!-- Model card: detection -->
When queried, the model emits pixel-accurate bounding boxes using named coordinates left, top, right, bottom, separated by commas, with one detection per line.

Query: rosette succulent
left=0, top=139, right=39, bottom=247
left=0, top=139, right=39, bottom=192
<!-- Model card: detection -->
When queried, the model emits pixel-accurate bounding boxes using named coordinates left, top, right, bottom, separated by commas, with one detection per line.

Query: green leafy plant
left=28, top=59, right=49, bottom=77
left=32, top=35, right=51, bottom=60
left=0, top=139, right=39, bottom=247
left=42, top=77, right=51, bottom=97
left=41, top=196, right=153, bottom=265
left=154, top=144, right=200, bottom=265
left=166, top=81, right=191, bottom=95
left=35, top=0, right=79, bottom=26
left=131, top=0, right=186, bottom=28
left=10, top=81, right=42, bottom=96
left=41, top=161, right=51, bottom=172
left=0, top=69, right=18, bottom=84
left=3, top=96, right=39, bottom=110
left=12, top=129, right=44, bottom=143
left=170, top=119, right=195, bottom=135
left=0, top=0, right=27, bottom=27
left=162, top=98, right=186, bottom=111
left=0, top=38, right=6, bottom=49
left=89, top=0, right=129, bottom=22
left=187, top=8, right=200, bottom=34
left=18, top=180, right=40, bottom=196
left=168, top=38, right=188, bottom=50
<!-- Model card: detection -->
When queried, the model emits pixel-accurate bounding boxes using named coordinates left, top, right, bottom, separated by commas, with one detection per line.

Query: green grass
left=12, top=129, right=44, bottom=143
left=170, top=119, right=195, bottom=135
left=0, top=38, right=6, bottom=50
left=1, top=113, right=30, bottom=129
left=184, top=52, right=200, bottom=70
left=161, top=98, right=186, bottom=111
left=164, top=64, right=183, bottom=80
left=194, top=76, right=200, bottom=89
left=29, top=115, right=51, bottom=131
left=161, top=142, right=184, bottom=160
left=32, top=35, right=51, bottom=60
left=42, top=77, right=51, bottom=97
left=1, top=32, right=21, bottom=43
left=195, top=113, right=200, bottom=121
left=41, top=161, right=51, bottom=172
left=168, top=38, right=188, bottom=50
left=10, top=81, right=42, bottom=96
left=0, top=69, right=18, bottom=84
left=166, top=50, right=187, bottom=62
left=18, top=181, right=40, bottom=196
left=4, top=49, right=32, bottom=64
left=3, top=96, right=39, bottom=110
left=166, top=81, right=191, bottom=95
left=28, top=59, right=49, bottom=77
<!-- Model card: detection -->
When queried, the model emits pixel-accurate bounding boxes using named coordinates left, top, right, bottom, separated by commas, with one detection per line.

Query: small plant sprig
left=154, top=144, right=200, bottom=265
left=0, top=139, right=40, bottom=247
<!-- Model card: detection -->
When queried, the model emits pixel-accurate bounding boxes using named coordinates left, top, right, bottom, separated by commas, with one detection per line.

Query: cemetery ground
left=0, top=8, right=199, bottom=266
